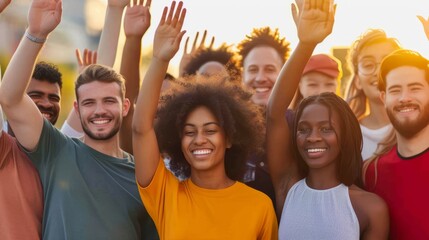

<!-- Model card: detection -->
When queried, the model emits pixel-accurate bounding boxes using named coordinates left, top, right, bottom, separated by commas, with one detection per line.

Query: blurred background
left=1, top=0, right=429, bottom=127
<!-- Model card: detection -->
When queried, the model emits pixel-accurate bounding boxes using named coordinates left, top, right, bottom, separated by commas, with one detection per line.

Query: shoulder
left=236, top=182, right=273, bottom=204
left=349, top=185, right=389, bottom=232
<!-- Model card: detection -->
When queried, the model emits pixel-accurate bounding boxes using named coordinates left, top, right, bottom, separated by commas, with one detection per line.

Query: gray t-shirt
left=25, top=119, right=158, bottom=240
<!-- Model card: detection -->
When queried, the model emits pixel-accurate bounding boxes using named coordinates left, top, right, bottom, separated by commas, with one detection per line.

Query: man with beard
left=0, top=0, right=158, bottom=239
left=364, top=49, right=429, bottom=240
left=6, top=61, right=62, bottom=136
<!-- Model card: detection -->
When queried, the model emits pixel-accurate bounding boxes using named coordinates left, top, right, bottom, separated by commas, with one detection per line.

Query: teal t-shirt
left=25, top=119, right=158, bottom=240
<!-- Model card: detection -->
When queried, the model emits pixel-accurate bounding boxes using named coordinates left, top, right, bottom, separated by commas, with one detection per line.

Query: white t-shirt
left=360, top=124, right=392, bottom=160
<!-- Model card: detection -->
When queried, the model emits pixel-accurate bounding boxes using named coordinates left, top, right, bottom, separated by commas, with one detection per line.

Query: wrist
left=25, top=29, right=48, bottom=44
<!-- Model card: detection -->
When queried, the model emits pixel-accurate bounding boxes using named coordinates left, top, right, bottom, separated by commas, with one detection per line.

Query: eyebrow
left=184, top=122, right=219, bottom=127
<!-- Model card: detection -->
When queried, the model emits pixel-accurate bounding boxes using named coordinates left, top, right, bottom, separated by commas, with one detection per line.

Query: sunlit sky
left=135, top=0, right=429, bottom=71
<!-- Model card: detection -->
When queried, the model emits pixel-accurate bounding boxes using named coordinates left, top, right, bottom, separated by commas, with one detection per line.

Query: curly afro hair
left=155, top=75, right=265, bottom=180
left=183, top=44, right=241, bottom=82
left=237, top=27, right=290, bottom=67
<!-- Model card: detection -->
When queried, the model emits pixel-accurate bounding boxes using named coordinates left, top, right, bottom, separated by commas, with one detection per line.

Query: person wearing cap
left=289, top=53, right=342, bottom=110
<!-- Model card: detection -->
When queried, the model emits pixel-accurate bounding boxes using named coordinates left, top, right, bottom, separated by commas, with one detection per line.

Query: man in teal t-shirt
left=0, top=1, right=158, bottom=239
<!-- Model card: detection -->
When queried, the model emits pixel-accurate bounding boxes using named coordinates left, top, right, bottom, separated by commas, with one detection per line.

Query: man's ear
left=380, top=91, right=386, bottom=105
left=122, top=98, right=131, bottom=117
left=73, top=101, right=80, bottom=117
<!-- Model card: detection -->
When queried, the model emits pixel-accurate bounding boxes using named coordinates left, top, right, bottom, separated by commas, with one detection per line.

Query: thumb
left=291, top=3, right=299, bottom=27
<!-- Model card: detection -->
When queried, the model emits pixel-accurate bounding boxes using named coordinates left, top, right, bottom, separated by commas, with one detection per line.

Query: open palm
left=27, top=0, right=62, bottom=37
left=153, top=1, right=186, bottom=62
left=295, top=0, right=335, bottom=44
left=124, top=0, right=151, bottom=37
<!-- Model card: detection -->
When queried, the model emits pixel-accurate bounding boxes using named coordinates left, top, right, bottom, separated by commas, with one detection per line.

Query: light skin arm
left=120, top=0, right=151, bottom=154
left=0, top=0, right=11, bottom=13
left=178, top=30, right=214, bottom=77
left=96, top=0, right=129, bottom=66
left=63, top=48, right=97, bottom=135
left=0, top=0, right=62, bottom=150
left=266, top=0, right=335, bottom=216
left=132, top=1, right=186, bottom=187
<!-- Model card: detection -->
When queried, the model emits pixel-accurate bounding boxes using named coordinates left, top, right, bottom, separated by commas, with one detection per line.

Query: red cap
left=302, top=54, right=342, bottom=79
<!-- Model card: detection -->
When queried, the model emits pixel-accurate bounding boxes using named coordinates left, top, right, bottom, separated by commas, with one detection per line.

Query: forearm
left=97, top=5, right=125, bottom=66
left=267, top=42, right=316, bottom=121
left=0, top=35, right=43, bottom=107
left=132, top=57, right=169, bottom=134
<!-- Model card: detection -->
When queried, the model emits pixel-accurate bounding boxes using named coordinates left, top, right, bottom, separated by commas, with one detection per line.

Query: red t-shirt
left=0, top=132, right=43, bottom=240
left=365, top=145, right=429, bottom=240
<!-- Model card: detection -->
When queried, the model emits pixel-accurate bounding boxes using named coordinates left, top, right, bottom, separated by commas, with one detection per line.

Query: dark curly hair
left=183, top=44, right=241, bottom=82
left=236, top=27, right=290, bottom=67
left=33, top=61, right=63, bottom=89
left=292, top=92, right=363, bottom=187
left=155, top=75, right=265, bottom=180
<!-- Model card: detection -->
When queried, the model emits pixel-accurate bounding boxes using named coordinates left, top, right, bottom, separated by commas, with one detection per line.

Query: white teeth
left=254, top=87, right=270, bottom=93
left=307, top=148, right=326, bottom=153
left=42, top=113, right=51, bottom=119
left=93, top=119, right=109, bottom=124
left=399, top=108, right=414, bottom=113
left=192, top=149, right=212, bottom=155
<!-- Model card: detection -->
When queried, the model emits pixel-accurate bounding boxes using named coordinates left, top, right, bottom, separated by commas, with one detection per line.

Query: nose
left=37, top=97, right=53, bottom=108
left=255, top=70, right=267, bottom=83
left=306, top=129, right=321, bottom=142
left=399, top=90, right=413, bottom=103
left=193, top=132, right=208, bottom=145
left=94, top=102, right=107, bottom=114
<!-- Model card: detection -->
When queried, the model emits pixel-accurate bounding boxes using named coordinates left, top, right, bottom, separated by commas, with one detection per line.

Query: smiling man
left=6, top=62, right=62, bottom=136
left=364, top=49, right=429, bottom=240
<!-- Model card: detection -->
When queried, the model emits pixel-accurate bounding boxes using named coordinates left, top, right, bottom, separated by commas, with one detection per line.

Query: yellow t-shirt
left=138, top=159, right=278, bottom=240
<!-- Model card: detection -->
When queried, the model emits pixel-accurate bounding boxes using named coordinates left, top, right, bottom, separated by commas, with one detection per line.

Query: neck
left=306, top=165, right=340, bottom=190
left=83, top=134, right=124, bottom=158
left=190, top=170, right=234, bottom=189
left=396, top=124, right=429, bottom=157
left=360, top=100, right=390, bottom=129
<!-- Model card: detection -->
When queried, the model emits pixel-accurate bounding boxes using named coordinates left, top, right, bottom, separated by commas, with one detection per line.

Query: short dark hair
left=237, top=27, right=290, bottom=67
left=33, top=61, right=63, bottom=89
left=292, top=92, right=363, bottom=187
left=379, top=49, right=429, bottom=91
left=155, top=76, right=265, bottom=180
left=75, top=64, right=126, bottom=101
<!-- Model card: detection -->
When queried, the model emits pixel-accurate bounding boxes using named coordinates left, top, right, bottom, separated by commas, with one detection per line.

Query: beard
left=81, top=116, right=122, bottom=141
left=387, top=101, right=429, bottom=139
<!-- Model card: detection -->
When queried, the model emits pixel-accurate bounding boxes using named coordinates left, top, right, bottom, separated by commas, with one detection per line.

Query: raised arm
left=0, top=0, right=62, bottom=150
left=178, top=30, right=214, bottom=77
left=120, top=0, right=151, bottom=154
left=96, top=0, right=129, bottom=66
left=266, top=0, right=335, bottom=216
left=0, top=0, right=11, bottom=13
left=132, top=1, right=186, bottom=187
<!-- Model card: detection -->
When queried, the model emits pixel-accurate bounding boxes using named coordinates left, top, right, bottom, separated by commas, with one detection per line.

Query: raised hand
left=75, top=48, right=97, bottom=73
left=179, top=30, right=215, bottom=76
left=293, top=0, right=335, bottom=45
left=27, top=0, right=62, bottom=39
left=417, top=15, right=429, bottom=41
left=0, top=0, right=11, bottom=13
left=124, top=0, right=151, bottom=37
left=153, top=1, right=186, bottom=62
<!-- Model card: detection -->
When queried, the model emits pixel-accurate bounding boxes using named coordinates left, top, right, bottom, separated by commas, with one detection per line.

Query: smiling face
left=356, top=42, right=399, bottom=102
left=382, top=66, right=429, bottom=138
left=27, top=79, right=61, bottom=125
left=181, top=106, right=231, bottom=176
left=242, top=46, right=283, bottom=106
left=75, top=81, right=129, bottom=141
left=296, top=103, right=341, bottom=171
left=299, top=72, right=338, bottom=98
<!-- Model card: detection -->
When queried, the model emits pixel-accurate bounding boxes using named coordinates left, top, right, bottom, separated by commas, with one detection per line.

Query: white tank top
left=279, top=179, right=360, bottom=240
